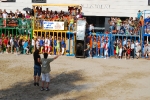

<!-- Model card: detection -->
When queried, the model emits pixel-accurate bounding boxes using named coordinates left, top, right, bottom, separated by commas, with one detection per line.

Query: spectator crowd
left=109, top=10, right=150, bottom=35
left=84, top=34, right=150, bottom=59
left=0, top=8, right=150, bottom=60
left=32, top=6, right=83, bottom=31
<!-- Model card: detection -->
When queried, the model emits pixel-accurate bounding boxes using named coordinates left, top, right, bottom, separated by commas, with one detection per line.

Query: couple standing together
left=33, top=49, right=59, bottom=91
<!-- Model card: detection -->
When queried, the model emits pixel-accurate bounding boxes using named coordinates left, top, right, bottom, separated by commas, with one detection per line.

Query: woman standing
left=123, top=45, right=127, bottom=59
left=127, top=46, right=131, bottom=59
left=118, top=42, right=123, bottom=59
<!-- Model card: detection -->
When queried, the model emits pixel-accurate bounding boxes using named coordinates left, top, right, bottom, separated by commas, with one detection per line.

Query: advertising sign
left=43, top=21, right=64, bottom=30
left=6, top=18, right=18, bottom=27
left=32, top=0, right=46, bottom=3
left=76, top=20, right=86, bottom=40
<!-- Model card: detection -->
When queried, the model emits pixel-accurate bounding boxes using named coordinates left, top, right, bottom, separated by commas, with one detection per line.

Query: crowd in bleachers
left=144, top=16, right=150, bottom=34
left=0, top=6, right=85, bottom=56
left=0, top=9, right=32, bottom=29
left=0, top=6, right=84, bottom=31
left=109, top=17, right=142, bottom=35
left=33, top=6, right=83, bottom=31
left=0, top=8, right=150, bottom=59
left=109, top=10, right=150, bottom=35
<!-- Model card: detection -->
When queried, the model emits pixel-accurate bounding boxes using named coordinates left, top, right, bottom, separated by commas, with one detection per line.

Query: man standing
left=100, top=40, right=105, bottom=57
left=33, top=49, right=41, bottom=86
left=44, top=37, right=48, bottom=53
left=131, top=40, right=135, bottom=59
left=104, top=41, right=109, bottom=59
left=10, top=37, right=14, bottom=54
left=54, top=36, right=57, bottom=55
left=14, top=38, right=19, bottom=55
left=135, top=43, right=141, bottom=59
left=147, top=44, right=150, bottom=60
left=39, top=37, right=44, bottom=53
left=61, top=37, right=65, bottom=55
left=89, top=24, right=94, bottom=33
left=123, top=38, right=127, bottom=46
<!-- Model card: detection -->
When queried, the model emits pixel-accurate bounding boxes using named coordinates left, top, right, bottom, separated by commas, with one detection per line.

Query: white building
left=0, top=0, right=150, bottom=31
left=0, top=0, right=150, bottom=17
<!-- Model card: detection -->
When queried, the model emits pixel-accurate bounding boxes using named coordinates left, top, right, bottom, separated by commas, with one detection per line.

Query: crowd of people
left=109, top=10, right=150, bottom=35
left=33, top=6, right=83, bottom=31
left=0, top=8, right=150, bottom=59
left=0, top=6, right=83, bottom=31
left=112, top=38, right=150, bottom=59
left=109, top=16, right=142, bottom=35
left=0, top=34, right=32, bottom=55
left=0, top=33, right=149, bottom=59
left=83, top=34, right=150, bottom=59
left=0, top=33, right=70, bottom=55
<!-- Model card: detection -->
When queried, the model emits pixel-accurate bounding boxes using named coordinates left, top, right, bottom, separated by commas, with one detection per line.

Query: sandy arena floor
left=0, top=54, right=150, bottom=100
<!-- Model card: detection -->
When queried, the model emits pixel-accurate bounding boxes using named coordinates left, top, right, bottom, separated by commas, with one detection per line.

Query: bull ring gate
left=32, top=4, right=80, bottom=56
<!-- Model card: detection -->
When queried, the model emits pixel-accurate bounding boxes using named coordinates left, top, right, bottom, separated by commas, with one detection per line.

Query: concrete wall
left=0, top=0, right=150, bottom=17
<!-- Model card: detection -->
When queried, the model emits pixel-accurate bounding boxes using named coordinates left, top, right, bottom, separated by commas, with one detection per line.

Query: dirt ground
left=0, top=54, right=150, bottom=100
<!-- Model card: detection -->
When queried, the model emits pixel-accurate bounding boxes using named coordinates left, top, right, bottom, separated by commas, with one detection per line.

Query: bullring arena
left=0, top=0, right=150, bottom=100
left=0, top=54, right=150, bottom=100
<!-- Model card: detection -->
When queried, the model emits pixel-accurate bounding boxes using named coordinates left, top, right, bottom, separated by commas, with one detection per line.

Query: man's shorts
left=34, top=65, right=41, bottom=76
left=41, top=73, right=50, bottom=82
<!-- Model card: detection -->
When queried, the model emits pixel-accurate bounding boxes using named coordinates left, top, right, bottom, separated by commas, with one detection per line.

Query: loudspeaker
left=149, top=0, right=150, bottom=5
left=75, top=38, right=86, bottom=58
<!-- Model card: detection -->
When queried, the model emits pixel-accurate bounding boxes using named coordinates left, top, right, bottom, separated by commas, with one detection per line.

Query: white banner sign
left=76, top=20, right=86, bottom=40
left=43, top=21, right=64, bottom=30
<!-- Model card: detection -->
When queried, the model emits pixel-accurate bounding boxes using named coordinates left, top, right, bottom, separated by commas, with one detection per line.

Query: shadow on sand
left=0, top=70, right=87, bottom=100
